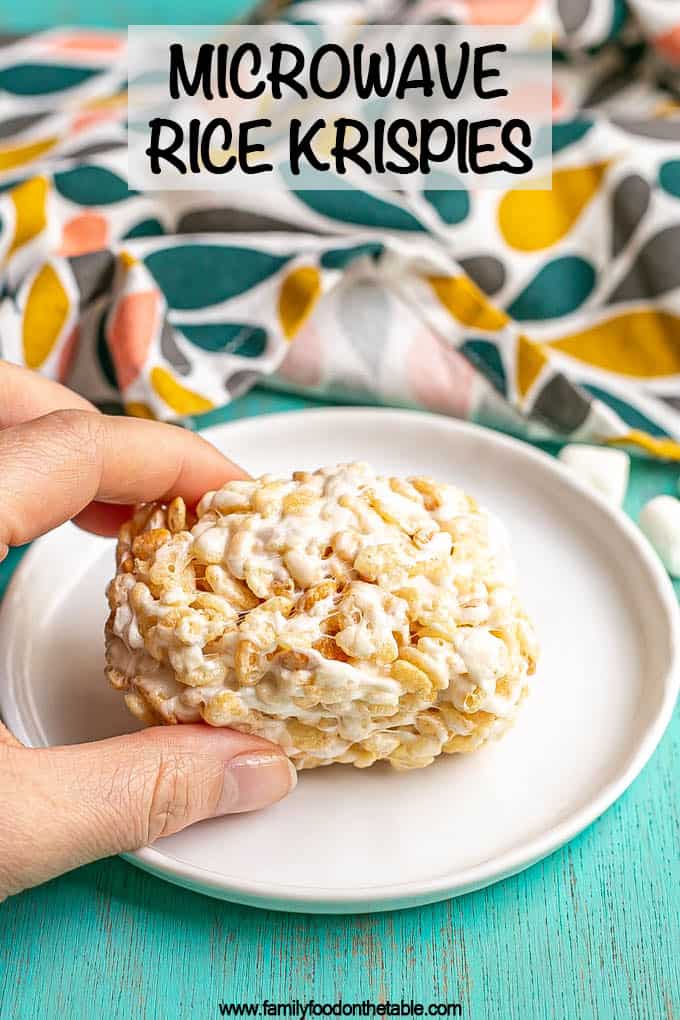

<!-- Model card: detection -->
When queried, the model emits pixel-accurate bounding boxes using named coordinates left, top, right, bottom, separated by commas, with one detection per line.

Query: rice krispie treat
left=105, top=462, right=538, bottom=770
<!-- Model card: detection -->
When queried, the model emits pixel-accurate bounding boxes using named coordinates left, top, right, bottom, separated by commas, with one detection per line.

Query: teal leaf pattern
left=423, top=188, right=470, bottom=226
left=583, top=383, right=668, bottom=437
left=549, top=120, right=593, bottom=154
left=659, top=161, right=680, bottom=200
left=124, top=218, right=165, bottom=239
left=460, top=339, right=507, bottom=395
left=292, top=184, right=424, bottom=231
left=145, top=246, right=291, bottom=310
left=507, top=257, right=596, bottom=321
left=179, top=323, right=268, bottom=357
left=0, top=64, right=99, bottom=95
left=55, top=166, right=135, bottom=205
left=3, top=17, right=680, bottom=456
left=320, top=242, right=384, bottom=270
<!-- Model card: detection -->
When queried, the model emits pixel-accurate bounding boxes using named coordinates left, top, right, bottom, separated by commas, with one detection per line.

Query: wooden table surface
left=1, top=389, right=679, bottom=1020
left=1, top=0, right=255, bottom=32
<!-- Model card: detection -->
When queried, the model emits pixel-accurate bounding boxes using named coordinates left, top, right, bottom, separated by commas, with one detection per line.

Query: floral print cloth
left=3, top=0, right=680, bottom=457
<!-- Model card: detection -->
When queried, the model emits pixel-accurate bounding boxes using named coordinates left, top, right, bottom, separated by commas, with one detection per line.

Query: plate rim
left=2, top=407, right=679, bottom=912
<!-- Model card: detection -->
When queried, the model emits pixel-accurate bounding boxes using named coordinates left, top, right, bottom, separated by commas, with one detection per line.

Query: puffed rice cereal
left=105, top=463, right=538, bottom=770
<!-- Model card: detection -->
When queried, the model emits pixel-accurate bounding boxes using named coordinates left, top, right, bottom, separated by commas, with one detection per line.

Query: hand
left=0, top=363, right=296, bottom=902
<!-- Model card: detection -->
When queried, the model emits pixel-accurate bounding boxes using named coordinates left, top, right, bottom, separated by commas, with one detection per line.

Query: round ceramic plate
left=1, top=409, right=678, bottom=913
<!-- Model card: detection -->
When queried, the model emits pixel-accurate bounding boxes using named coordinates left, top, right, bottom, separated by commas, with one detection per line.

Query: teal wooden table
left=0, top=0, right=257, bottom=33
left=1, top=389, right=679, bottom=1020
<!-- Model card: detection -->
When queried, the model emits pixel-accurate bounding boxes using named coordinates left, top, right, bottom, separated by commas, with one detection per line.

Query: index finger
left=0, top=409, right=247, bottom=552
left=0, top=360, right=97, bottom=426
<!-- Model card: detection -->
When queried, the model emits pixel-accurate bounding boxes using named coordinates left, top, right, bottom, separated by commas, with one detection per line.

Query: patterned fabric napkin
left=3, top=0, right=680, bottom=457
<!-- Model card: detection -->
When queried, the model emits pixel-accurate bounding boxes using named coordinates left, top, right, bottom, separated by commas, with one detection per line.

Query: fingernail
left=217, top=753, right=297, bottom=815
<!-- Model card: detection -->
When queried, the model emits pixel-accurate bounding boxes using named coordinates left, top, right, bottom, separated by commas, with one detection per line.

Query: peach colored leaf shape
left=72, top=107, right=123, bottom=133
left=408, top=329, right=475, bottom=418
left=48, top=33, right=123, bottom=53
left=463, top=0, right=537, bottom=24
left=59, top=212, right=108, bottom=257
left=655, top=25, right=680, bottom=65
left=278, top=322, right=323, bottom=387
left=107, top=290, right=159, bottom=390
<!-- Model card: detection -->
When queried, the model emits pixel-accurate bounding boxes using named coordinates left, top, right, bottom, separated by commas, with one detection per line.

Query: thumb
left=0, top=725, right=296, bottom=897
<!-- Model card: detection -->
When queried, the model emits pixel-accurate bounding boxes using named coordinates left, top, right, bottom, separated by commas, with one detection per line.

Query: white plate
left=1, top=409, right=678, bottom=913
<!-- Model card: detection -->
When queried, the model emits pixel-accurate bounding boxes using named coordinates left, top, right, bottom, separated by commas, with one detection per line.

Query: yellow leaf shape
left=517, top=335, right=548, bottom=397
left=119, top=250, right=137, bottom=270
left=499, top=161, right=611, bottom=252
left=428, top=276, right=508, bottom=331
left=150, top=366, right=214, bottom=415
left=549, top=310, right=680, bottom=377
left=22, top=263, right=70, bottom=369
left=125, top=401, right=156, bottom=419
left=607, top=431, right=680, bottom=460
left=278, top=266, right=321, bottom=340
left=0, top=136, right=57, bottom=173
left=8, top=176, right=49, bottom=259
left=83, top=90, right=127, bottom=110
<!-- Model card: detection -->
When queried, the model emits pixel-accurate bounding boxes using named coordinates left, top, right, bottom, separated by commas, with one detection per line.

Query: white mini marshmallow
left=557, top=445, right=630, bottom=506
left=639, top=495, right=680, bottom=577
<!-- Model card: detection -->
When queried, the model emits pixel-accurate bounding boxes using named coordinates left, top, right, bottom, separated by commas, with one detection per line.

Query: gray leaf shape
left=611, top=174, right=650, bottom=257
left=612, top=118, right=680, bottom=141
left=329, top=371, right=373, bottom=399
left=0, top=111, right=48, bottom=140
left=459, top=256, right=506, bottom=297
left=335, top=280, right=389, bottom=378
left=0, top=33, right=27, bottom=48
left=160, top=320, right=191, bottom=375
left=558, top=0, right=589, bottom=34
left=178, top=208, right=314, bottom=234
left=94, top=400, right=125, bottom=416
left=531, top=374, right=591, bottom=431
left=65, top=139, right=126, bottom=159
left=585, top=68, right=636, bottom=108
left=225, top=370, right=259, bottom=398
left=607, top=225, right=680, bottom=303
left=68, top=250, right=115, bottom=306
